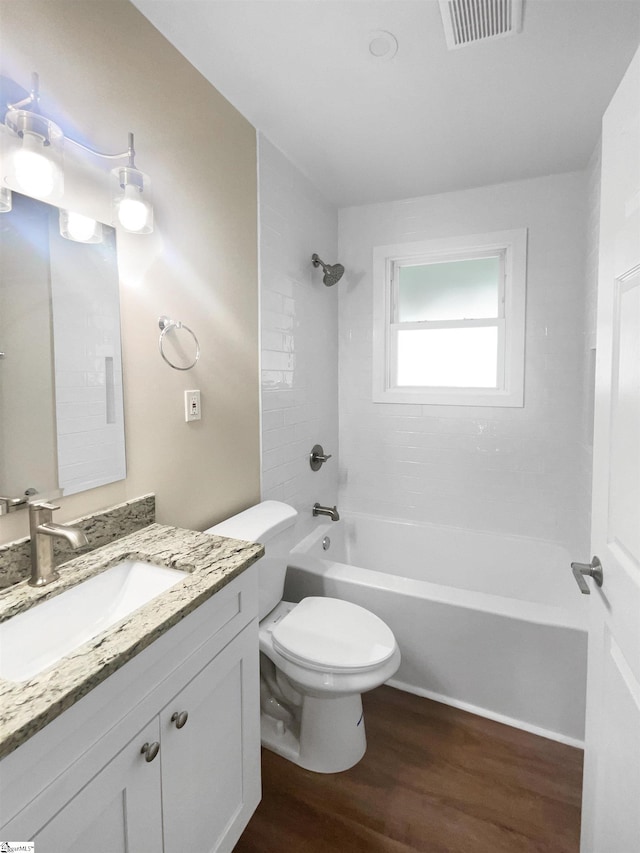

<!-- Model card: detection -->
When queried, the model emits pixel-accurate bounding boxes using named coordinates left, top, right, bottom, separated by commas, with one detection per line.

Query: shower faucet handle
left=310, top=444, right=332, bottom=471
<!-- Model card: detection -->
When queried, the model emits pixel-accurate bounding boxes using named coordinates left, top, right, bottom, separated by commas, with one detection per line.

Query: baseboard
left=386, top=678, right=585, bottom=750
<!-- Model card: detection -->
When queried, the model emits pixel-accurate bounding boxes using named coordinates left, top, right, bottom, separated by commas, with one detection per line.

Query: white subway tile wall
left=259, top=141, right=594, bottom=554
left=259, top=136, right=339, bottom=532
left=338, top=172, right=591, bottom=553
left=49, top=225, right=126, bottom=496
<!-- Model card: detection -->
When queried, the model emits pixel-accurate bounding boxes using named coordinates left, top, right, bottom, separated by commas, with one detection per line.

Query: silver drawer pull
left=571, top=556, right=603, bottom=594
left=171, top=710, right=189, bottom=729
left=140, top=741, right=160, bottom=762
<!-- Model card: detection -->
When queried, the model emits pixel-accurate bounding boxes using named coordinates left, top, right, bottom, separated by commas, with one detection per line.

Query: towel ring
left=158, top=316, right=200, bottom=371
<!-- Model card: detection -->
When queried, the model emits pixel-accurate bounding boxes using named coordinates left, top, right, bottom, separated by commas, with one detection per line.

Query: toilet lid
left=271, top=597, right=397, bottom=672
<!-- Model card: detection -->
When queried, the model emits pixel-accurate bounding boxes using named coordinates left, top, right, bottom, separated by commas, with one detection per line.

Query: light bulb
left=117, top=184, right=150, bottom=232
left=111, top=165, right=153, bottom=234
left=66, top=211, right=98, bottom=242
left=14, top=133, right=57, bottom=198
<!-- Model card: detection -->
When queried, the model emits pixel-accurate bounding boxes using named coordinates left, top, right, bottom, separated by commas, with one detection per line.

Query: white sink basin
left=0, top=561, right=187, bottom=682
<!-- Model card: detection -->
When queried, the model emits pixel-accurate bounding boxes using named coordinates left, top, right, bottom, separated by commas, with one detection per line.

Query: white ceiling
left=132, top=0, right=640, bottom=207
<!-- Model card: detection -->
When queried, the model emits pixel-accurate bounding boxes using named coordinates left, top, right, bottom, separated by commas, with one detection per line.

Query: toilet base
left=261, top=692, right=367, bottom=773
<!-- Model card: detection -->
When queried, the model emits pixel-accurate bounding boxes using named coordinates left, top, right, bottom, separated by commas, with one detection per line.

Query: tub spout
left=313, top=503, right=340, bottom=521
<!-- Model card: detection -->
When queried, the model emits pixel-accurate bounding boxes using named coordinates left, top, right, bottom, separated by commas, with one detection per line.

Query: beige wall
left=0, top=0, right=260, bottom=544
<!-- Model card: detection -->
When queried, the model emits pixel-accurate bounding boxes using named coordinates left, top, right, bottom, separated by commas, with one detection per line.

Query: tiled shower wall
left=338, top=172, right=591, bottom=553
left=258, top=135, right=339, bottom=535
left=259, top=144, right=595, bottom=555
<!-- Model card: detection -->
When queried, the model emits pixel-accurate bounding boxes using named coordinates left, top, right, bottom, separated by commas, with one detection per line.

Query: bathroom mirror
left=0, top=192, right=126, bottom=500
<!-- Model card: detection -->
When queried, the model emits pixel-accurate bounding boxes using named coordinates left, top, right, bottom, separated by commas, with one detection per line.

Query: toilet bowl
left=259, top=598, right=400, bottom=772
left=207, top=501, right=400, bottom=773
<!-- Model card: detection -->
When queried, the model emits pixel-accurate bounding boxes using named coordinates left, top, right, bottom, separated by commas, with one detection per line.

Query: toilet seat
left=271, top=597, right=396, bottom=673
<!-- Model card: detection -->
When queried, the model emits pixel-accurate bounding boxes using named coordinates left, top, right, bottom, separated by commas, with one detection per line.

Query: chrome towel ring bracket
left=158, top=315, right=200, bottom=371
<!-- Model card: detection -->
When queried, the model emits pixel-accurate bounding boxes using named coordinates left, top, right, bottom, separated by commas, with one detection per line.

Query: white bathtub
left=285, top=512, right=588, bottom=746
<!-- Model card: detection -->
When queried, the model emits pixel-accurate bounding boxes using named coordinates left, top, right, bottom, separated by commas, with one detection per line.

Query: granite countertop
left=0, top=523, right=263, bottom=760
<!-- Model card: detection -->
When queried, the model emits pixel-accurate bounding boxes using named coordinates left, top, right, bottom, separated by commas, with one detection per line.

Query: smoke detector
left=439, top=0, right=523, bottom=50
left=367, top=31, right=399, bottom=61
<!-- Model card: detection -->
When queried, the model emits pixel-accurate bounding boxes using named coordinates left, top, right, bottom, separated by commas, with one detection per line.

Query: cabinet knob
left=140, top=741, right=160, bottom=762
left=171, top=710, right=189, bottom=729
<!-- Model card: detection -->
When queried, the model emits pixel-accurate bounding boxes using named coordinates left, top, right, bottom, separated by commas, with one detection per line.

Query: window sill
left=372, top=387, right=524, bottom=407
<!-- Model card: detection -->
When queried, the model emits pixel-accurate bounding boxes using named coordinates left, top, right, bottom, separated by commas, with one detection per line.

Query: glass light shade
left=0, top=186, right=11, bottom=212
left=5, top=110, right=64, bottom=201
left=111, top=166, right=153, bottom=234
left=59, top=209, right=103, bottom=243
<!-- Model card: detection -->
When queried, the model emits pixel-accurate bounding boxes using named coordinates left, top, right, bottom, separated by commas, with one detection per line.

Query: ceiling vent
left=439, top=0, right=523, bottom=49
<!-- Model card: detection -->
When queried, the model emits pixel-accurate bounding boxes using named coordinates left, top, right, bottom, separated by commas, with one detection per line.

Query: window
left=372, top=229, right=527, bottom=406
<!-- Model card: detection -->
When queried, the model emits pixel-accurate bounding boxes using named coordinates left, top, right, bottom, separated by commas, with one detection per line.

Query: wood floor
left=234, top=686, right=583, bottom=853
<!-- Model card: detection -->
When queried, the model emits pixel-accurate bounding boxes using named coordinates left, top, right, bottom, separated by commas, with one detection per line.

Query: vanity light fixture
left=111, top=149, right=153, bottom=234
left=4, top=76, right=64, bottom=202
left=59, top=209, right=103, bottom=244
left=2, top=72, right=153, bottom=234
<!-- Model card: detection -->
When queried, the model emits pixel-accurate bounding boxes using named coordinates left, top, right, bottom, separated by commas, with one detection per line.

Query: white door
left=579, top=47, right=640, bottom=853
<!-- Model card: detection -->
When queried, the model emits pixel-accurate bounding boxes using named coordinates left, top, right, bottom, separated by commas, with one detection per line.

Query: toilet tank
left=206, top=501, right=298, bottom=620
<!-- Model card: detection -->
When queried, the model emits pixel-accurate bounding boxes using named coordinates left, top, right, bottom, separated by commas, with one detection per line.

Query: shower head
left=311, top=253, right=345, bottom=287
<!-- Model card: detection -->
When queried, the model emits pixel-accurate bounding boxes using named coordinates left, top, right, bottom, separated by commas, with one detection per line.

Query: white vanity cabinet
left=30, top=717, right=164, bottom=853
left=161, top=624, right=257, bottom=853
left=0, top=564, right=261, bottom=853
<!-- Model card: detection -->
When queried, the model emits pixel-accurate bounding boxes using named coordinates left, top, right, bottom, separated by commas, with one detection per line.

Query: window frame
left=372, top=229, right=527, bottom=407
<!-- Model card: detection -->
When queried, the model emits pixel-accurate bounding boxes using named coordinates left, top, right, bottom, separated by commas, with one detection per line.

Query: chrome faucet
left=0, top=488, right=37, bottom=515
left=29, top=502, right=89, bottom=587
left=0, top=495, right=28, bottom=515
left=312, top=503, right=340, bottom=522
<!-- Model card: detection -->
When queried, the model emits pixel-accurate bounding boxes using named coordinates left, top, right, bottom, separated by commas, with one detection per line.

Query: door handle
left=571, top=556, right=603, bottom=594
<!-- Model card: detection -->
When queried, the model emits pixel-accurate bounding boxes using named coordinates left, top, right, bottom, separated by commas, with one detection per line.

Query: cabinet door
left=161, top=620, right=261, bottom=853
left=28, top=719, right=163, bottom=853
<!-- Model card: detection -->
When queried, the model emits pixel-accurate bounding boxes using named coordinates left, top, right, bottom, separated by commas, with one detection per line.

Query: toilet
left=207, top=500, right=400, bottom=773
